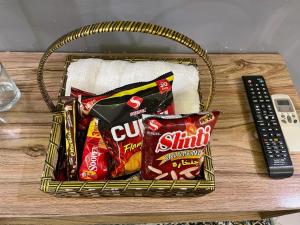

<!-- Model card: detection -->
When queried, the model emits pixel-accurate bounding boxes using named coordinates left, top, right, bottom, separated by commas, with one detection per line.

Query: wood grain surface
left=0, top=52, right=300, bottom=224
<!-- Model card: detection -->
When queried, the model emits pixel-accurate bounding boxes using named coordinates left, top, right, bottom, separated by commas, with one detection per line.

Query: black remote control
left=242, top=75, right=294, bottom=178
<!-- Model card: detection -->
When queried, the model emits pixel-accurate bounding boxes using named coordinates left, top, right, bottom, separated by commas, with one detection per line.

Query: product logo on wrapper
left=88, top=146, right=100, bottom=172
left=127, top=96, right=143, bottom=110
left=111, top=119, right=144, bottom=142
left=155, top=125, right=211, bottom=153
left=148, top=119, right=162, bottom=131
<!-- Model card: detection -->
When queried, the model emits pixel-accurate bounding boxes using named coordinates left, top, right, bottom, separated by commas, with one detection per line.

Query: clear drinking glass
left=0, top=63, right=21, bottom=111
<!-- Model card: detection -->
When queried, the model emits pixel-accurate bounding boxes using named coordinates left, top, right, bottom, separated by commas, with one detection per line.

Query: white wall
left=1, top=0, right=300, bottom=92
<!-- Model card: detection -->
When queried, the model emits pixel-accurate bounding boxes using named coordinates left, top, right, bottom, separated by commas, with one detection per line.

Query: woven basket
left=38, top=21, right=216, bottom=197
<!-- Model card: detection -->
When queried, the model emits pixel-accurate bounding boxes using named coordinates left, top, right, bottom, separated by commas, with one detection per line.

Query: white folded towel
left=65, top=58, right=200, bottom=114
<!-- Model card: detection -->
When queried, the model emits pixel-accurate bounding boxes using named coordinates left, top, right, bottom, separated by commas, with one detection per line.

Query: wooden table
left=0, top=52, right=300, bottom=224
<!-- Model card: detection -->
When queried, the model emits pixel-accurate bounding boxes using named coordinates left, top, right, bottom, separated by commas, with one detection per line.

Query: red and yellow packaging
left=79, top=118, right=110, bottom=180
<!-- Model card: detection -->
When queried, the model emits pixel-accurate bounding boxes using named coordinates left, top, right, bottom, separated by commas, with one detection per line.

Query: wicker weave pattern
left=41, top=113, right=215, bottom=196
left=36, top=21, right=215, bottom=112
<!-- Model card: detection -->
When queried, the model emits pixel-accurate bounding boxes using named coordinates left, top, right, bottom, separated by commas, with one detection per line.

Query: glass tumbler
left=0, top=63, right=21, bottom=111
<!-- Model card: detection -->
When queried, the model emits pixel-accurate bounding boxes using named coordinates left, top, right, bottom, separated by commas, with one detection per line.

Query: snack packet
left=141, top=111, right=220, bottom=180
left=62, top=97, right=78, bottom=180
left=87, top=72, right=175, bottom=177
left=79, top=118, right=110, bottom=180
left=70, top=87, right=96, bottom=163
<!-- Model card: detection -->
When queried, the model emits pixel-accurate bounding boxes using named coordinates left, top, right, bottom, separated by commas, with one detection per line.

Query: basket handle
left=37, top=21, right=215, bottom=112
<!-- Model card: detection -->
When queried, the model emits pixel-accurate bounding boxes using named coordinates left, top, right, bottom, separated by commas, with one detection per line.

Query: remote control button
left=260, top=127, right=267, bottom=132
left=292, top=114, right=295, bottom=117
left=267, top=150, right=273, bottom=154
left=294, top=119, right=298, bottom=123
left=287, top=115, right=292, bottom=123
left=281, top=119, right=287, bottom=123
left=258, top=122, right=265, bottom=126
left=253, top=99, right=258, bottom=103
left=265, top=99, right=271, bottom=103
left=269, top=154, right=274, bottom=158
left=274, top=138, right=281, bottom=142
left=275, top=154, right=281, bottom=158
left=254, top=104, right=260, bottom=108
left=256, top=115, right=263, bottom=121
left=259, top=99, right=265, bottom=103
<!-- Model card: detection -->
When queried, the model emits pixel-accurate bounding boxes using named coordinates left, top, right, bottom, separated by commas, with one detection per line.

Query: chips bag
left=141, top=111, right=220, bottom=180
left=79, top=118, right=110, bottom=180
left=87, top=72, right=175, bottom=177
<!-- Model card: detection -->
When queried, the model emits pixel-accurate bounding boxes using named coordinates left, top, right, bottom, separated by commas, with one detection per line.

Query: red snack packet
left=88, top=72, right=175, bottom=177
left=141, top=111, right=220, bottom=180
left=79, top=118, right=110, bottom=180
left=70, top=87, right=97, bottom=168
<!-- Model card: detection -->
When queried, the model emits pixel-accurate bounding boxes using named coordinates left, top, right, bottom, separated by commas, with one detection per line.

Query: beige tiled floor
left=272, top=213, right=300, bottom=225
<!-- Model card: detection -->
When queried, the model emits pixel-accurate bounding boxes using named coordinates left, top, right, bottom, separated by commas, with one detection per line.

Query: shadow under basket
left=38, top=21, right=216, bottom=197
